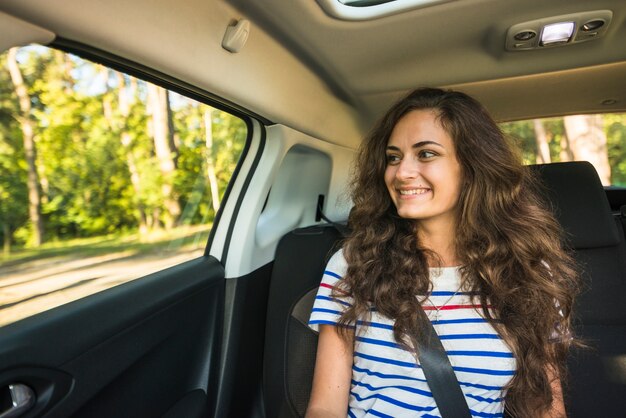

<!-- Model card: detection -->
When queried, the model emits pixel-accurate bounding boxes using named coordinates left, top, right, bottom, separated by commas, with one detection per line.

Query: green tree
left=7, top=47, right=45, bottom=246
left=606, top=114, right=626, bottom=186
left=0, top=53, right=28, bottom=253
left=0, top=45, right=248, bottom=250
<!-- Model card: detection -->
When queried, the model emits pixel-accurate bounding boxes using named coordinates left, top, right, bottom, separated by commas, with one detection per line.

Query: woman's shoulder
left=326, top=248, right=348, bottom=278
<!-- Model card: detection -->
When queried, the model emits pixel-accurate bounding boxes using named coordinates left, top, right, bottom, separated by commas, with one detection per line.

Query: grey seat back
left=263, top=161, right=626, bottom=418
left=531, top=161, right=626, bottom=417
left=263, top=224, right=343, bottom=418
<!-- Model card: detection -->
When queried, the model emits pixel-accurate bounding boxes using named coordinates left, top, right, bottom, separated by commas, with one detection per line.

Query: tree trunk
left=563, top=115, right=611, bottom=185
left=7, top=47, right=44, bottom=246
left=115, top=72, right=148, bottom=235
left=147, top=84, right=180, bottom=229
left=3, top=223, right=11, bottom=256
left=533, top=119, right=551, bottom=164
left=54, top=49, right=74, bottom=95
left=560, top=130, right=574, bottom=162
left=203, top=108, right=221, bottom=213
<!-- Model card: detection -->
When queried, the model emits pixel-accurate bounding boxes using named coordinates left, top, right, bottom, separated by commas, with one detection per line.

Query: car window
left=0, top=45, right=247, bottom=327
left=500, top=113, right=626, bottom=186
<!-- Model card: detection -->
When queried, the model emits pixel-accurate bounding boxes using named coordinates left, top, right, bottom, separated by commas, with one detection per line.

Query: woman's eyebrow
left=386, top=141, right=444, bottom=151
left=412, top=140, right=444, bottom=149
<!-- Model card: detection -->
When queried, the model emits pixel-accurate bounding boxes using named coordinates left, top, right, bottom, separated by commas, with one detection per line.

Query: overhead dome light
left=541, top=22, right=575, bottom=46
left=505, top=10, right=613, bottom=51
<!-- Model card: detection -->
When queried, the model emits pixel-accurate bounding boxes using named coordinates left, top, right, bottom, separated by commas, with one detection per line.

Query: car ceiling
left=229, top=0, right=626, bottom=122
left=2, top=0, right=626, bottom=148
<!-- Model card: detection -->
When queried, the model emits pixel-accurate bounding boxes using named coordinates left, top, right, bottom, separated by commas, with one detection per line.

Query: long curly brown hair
left=333, top=87, right=579, bottom=417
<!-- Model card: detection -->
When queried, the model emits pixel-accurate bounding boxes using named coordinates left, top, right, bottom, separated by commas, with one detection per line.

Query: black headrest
left=530, top=162, right=620, bottom=249
left=605, top=187, right=626, bottom=212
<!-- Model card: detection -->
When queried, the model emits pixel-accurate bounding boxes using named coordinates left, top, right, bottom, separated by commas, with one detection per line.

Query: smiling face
left=384, top=109, right=462, bottom=232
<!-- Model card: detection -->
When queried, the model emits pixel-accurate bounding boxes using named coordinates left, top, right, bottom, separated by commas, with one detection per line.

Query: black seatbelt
left=417, top=318, right=473, bottom=418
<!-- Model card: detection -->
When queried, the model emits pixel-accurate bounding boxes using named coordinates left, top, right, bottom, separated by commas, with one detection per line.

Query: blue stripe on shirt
left=315, top=295, right=352, bottom=307
left=357, top=320, right=393, bottom=330
left=356, top=338, right=513, bottom=359
left=356, top=348, right=513, bottom=376
left=353, top=383, right=504, bottom=413
left=446, top=350, right=514, bottom=358
left=458, top=380, right=504, bottom=391
left=354, top=351, right=418, bottom=369
left=308, top=319, right=355, bottom=329
left=351, top=379, right=432, bottom=398
left=311, top=307, right=342, bottom=315
left=467, top=393, right=504, bottom=404
left=352, top=365, right=428, bottom=384
left=453, top=365, right=516, bottom=376
left=470, top=409, right=505, bottom=418
left=439, top=333, right=501, bottom=340
left=324, top=270, right=342, bottom=279
left=432, top=317, right=488, bottom=325
left=430, top=290, right=475, bottom=296
left=350, top=391, right=437, bottom=412
left=359, top=318, right=490, bottom=328
left=365, top=409, right=394, bottom=418
left=356, top=336, right=402, bottom=349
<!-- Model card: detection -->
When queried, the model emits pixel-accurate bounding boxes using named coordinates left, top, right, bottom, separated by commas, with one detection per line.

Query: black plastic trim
left=213, top=262, right=273, bottom=418
left=206, top=117, right=255, bottom=255
left=51, top=37, right=271, bottom=125
left=220, top=124, right=268, bottom=266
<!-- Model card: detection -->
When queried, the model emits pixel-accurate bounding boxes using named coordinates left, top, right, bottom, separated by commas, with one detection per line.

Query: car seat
left=263, top=161, right=626, bottom=418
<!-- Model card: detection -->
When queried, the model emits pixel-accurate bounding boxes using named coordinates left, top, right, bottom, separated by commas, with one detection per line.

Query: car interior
left=0, top=0, right=625, bottom=417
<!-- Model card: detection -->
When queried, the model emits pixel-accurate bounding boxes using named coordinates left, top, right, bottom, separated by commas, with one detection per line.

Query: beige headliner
left=2, top=0, right=626, bottom=148
left=230, top=0, right=626, bottom=128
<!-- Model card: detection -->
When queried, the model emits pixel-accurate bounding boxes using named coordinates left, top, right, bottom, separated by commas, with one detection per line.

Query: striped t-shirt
left=308, top=250, right=516, bottom=418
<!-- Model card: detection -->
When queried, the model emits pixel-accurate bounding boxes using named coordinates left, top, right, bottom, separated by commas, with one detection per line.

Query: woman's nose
left=396, top=158, right=418, bottom=179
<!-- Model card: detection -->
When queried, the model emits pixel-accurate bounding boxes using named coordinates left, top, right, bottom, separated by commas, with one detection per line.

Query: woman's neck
left=417, top=220, right=458, bottom=267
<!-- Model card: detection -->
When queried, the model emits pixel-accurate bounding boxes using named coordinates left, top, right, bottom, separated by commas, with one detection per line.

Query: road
left=0, top=247, right=205, bottom=327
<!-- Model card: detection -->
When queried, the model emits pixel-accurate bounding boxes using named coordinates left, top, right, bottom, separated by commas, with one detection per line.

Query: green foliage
left=500, top=118, right=567, bottom=164
left=501, top=115, right=626, bottom=186
left=0, top=53, right=29, bottom=248
left=606, top=114, right=626, bottom=187
left=500, top=119, right=536, bottom=164
left=0, top=46, right=247, bottom=249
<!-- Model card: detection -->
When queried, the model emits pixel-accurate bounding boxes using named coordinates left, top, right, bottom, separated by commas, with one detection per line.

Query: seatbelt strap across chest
left=417, top=318, right=473, bottom=418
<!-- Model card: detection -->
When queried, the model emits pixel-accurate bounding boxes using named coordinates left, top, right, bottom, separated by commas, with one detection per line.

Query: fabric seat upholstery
left=263, top=161, right=626, bottom=418
left=530, top=161, right=626, bottom=417
left=263, top=224, right=343, bottom=418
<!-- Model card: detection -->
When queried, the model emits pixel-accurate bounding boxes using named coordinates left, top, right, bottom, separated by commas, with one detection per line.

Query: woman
left=306, top=88, right=578, bottom=418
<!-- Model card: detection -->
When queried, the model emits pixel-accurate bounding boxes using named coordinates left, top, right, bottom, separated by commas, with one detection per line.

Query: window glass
left=318, top=0, right=448, bottom=20
left=339, top=0, right=397, bottom=6
left=0, top=45, right=247, bottom=327
left=500, top=114, right=626, bottom=186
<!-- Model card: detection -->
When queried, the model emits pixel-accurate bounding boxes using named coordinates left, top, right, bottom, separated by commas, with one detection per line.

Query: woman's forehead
left=387, top=110, right=453, bottom=148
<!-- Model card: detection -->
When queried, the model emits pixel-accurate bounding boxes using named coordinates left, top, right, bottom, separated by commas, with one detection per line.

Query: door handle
left=0, top=384, right=35, bottom=418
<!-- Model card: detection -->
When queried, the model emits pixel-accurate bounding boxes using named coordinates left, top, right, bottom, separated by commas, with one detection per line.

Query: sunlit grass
left=0, top=224, right=212, bottom=267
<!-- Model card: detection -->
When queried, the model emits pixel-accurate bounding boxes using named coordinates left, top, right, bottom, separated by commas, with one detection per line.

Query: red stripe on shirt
left=422, top=304, right=492, bottom=311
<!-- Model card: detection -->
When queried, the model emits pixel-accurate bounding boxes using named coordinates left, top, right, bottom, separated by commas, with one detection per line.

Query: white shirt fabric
left=309, top=250, right=516, bottom=418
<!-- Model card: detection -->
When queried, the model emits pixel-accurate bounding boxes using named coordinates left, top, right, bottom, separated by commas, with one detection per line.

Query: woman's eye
left=386, top=154, right=401, bottom=164
left=418, top=150, right=438, bottom=159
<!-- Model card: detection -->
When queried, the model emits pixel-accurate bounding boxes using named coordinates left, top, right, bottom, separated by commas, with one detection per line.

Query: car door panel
left=212, top=263, right=273, bottom=418
left=0, top=256, right=224, bottom=418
